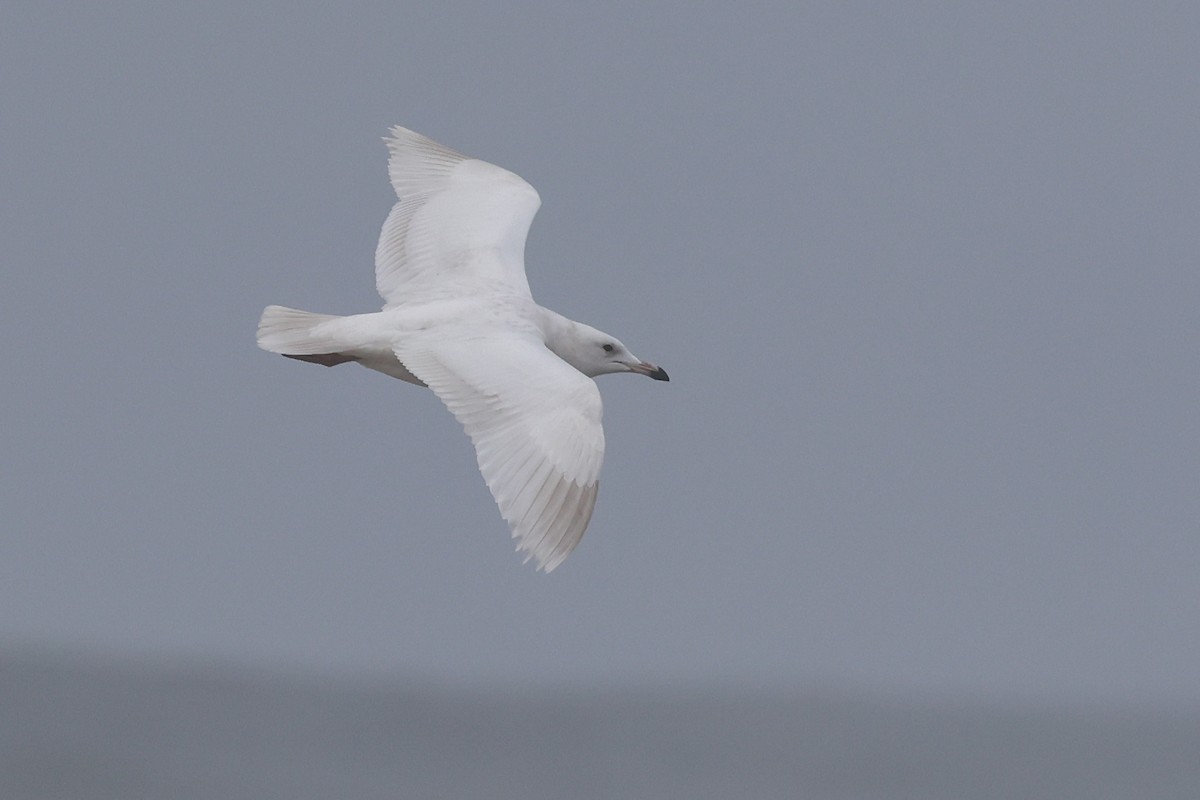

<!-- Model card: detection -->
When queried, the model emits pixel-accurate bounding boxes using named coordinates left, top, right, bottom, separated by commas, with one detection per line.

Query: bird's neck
left=534, top=307, right=592, bottom=374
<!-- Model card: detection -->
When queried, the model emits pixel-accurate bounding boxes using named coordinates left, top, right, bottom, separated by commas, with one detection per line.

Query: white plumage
left=257, top=126, right=668, bottom=571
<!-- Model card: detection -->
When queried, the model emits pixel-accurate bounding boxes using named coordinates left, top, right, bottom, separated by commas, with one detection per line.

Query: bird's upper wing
left=395, top=329, right=604, bottom=571
left=375, top=126, right=541, bottom=308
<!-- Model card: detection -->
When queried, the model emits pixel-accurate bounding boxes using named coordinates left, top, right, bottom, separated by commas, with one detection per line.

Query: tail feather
left=257, top=305, right=346, bottom=356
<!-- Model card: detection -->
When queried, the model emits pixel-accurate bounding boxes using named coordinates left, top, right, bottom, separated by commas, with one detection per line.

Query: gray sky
left=3, top=2, right=1197, bottom=704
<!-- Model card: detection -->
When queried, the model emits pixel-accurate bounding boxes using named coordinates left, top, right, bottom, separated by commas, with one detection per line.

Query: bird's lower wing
left=395, top=331, right=604, bottom=571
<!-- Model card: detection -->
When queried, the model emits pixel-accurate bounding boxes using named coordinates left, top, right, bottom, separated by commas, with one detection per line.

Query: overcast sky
left=3, top=2, right=1197, bottom=705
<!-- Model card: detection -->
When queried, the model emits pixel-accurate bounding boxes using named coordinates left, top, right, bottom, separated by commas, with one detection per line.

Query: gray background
left=3, top=1, right=1197, bottom=708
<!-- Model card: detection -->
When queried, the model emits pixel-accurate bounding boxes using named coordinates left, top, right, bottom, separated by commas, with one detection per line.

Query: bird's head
left=556, top=322, right=669, bottom=382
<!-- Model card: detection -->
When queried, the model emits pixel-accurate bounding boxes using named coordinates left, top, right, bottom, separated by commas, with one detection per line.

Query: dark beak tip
left=651, top=366, right=670, bottom=382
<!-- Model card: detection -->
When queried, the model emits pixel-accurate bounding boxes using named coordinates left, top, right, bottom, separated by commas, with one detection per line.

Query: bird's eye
left=602, top=344, right=615, bottom=353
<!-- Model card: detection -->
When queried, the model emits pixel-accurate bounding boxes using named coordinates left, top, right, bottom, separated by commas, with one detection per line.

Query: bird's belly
left=355, top=349, right=427, bottom=386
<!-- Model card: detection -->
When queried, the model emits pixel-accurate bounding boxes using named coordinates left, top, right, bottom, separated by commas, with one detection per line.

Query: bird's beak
left=630, top=360, right=670, bottom=381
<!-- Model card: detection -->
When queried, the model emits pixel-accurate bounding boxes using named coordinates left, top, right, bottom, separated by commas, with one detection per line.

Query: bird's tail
left=257, top=305, right=346, bottom=356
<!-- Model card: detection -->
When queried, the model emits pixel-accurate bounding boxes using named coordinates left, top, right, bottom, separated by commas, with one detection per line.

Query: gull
left=257, top=126, right=668, bottom=572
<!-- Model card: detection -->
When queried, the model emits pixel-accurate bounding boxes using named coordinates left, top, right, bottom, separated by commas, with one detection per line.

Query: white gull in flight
left=257, top=126, right=668, bottom=572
